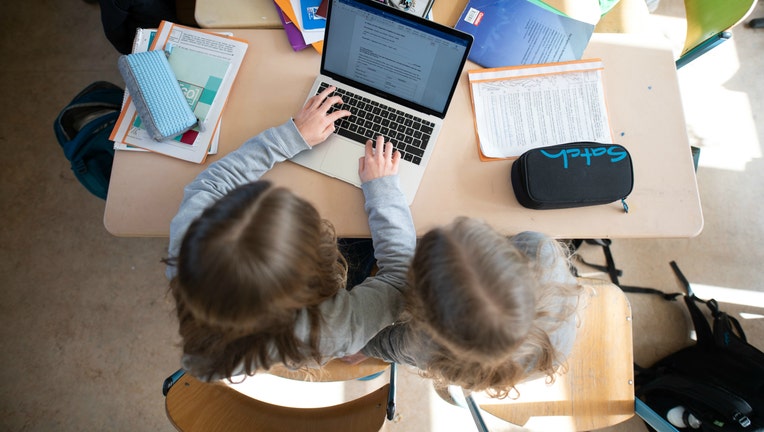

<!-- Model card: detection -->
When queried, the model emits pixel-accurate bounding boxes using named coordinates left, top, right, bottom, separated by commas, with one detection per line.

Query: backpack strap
left=621, top=285, right=683, bottom=300
left=575, top=243, right=746, bottom=348
left=570, top=239, right=624, bottom=281
left=705, top=299, right=747, bottom=344
left=667, top=261, right=716, bottom=348
left=577, top=239, right=683, bottom=300
left=595, top=238, right=621, bottom=285
left=672, top=262, right=762, bottom=362
left=683, top=295, right=716, bottom=349
left=668, top=261, right=693, bottom=296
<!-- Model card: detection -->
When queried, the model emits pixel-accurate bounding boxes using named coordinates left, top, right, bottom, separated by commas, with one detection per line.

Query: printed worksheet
left=469, top=59, right=612, bottom=160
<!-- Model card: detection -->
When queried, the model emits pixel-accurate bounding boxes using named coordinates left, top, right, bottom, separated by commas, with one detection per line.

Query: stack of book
left=274, top=0, right=435, bottom=53
left=273, top=0, right=324, bottom=52
left=110, top=20, right=248, bottom=164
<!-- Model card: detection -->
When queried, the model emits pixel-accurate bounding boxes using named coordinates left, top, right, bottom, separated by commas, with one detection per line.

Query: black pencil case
left=510, top=142, right=633, bottom=211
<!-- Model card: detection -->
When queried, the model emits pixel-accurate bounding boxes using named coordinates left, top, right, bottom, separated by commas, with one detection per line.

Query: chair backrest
left=470, top=278, right=635, bottom=431
left=677, top=0, right=757, bottom=68
left=164, top=359, right=394, bottom=432
left=267, top=357, right=389, bottom=381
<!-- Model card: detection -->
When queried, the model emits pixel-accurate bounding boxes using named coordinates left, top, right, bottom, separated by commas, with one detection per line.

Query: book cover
left=455, top=0, right=594, bottom=68
left=275, top=1, right=309, bottom=51
left=299, top=0, right=326, bottom=30
left=275, top=0, right=324, bottom=52
left=316, top=0, right=328, bottom=18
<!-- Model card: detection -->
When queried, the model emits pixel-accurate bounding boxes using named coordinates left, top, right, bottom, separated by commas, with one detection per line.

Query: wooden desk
left=193, top=0, right=605, bottom=29
left=194, top=0, right=282, bottom=28
left=104, top=29, right=703, bottom=238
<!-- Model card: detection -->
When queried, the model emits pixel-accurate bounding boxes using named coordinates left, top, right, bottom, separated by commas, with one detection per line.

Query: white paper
left=469, top=59, right=612, bottom=159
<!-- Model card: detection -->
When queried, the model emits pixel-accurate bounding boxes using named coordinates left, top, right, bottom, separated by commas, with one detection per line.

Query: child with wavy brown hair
left=348, top=217, right=583, bottom=397
left=166, top=86, right=416, bottom=381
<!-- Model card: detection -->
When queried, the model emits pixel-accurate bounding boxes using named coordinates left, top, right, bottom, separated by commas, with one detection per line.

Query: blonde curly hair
left=404, top=217, right=580, bottom=398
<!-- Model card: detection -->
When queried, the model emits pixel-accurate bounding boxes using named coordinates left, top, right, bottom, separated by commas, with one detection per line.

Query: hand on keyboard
left=293, top=85, right=351, bottom=146
left=317, top=82, right=433, bottom=166
left=359, top=136, right=401, bottom=183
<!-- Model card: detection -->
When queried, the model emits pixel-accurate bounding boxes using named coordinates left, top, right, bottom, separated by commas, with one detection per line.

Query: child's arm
left=167, top=86, right=350, bottom=278
left=313, top=139, right=416, bottom=359
left=360, top=323, right=423, bottom=367
left=359, top=138, right=415, bottom=290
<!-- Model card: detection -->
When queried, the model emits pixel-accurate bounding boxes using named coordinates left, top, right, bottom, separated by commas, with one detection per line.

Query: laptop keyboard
left=317, top=82, right=434, bottom=165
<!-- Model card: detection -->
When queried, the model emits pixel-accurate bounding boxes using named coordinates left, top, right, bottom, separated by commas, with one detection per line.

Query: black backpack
left=54, top=81, right=124, bottom=199
left=569, top=241, right=764, bottom=432
left=633, top=262, right=764, bottom=432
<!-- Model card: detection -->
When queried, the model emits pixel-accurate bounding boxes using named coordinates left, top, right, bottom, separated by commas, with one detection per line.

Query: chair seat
left=472, top=278, right=635, bottom=431
left=165, top=372, right=391, bottom=432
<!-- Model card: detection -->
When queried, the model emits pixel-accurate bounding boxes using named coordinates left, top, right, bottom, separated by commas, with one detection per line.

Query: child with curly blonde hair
left=349, top=217, right=582, bottom=397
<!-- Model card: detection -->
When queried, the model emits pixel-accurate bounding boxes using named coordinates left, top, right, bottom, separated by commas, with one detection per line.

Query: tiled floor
left=1, top=1, right=762, bottom=431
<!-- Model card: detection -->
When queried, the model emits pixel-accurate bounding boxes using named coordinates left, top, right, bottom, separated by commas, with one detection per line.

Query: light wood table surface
left=105, top=21, right=702, bottom=238
left=195, top=0, right=283, bottom=28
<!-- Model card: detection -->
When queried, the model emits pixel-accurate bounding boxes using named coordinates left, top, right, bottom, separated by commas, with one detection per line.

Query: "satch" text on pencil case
left=539, top=146, right=628, bottom=169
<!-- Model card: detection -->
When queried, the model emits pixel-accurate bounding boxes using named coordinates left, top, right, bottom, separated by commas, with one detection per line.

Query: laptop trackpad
left=322, top=142, right=364, bottom=186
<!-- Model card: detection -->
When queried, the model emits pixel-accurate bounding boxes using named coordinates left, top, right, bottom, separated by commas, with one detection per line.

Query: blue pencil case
left=118, top=50, right=197, bottom=141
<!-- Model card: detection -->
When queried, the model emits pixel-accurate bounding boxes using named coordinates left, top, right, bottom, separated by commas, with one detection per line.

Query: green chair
left=676, top=0, right=758, bottom=68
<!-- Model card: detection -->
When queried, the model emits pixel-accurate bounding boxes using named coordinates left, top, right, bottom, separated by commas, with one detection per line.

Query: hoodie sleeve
left=166, top=120, right=310, bottom=279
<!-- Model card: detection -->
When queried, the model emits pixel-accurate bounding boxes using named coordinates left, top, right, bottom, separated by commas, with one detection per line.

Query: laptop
left=291, top=0, right=473, bottom=204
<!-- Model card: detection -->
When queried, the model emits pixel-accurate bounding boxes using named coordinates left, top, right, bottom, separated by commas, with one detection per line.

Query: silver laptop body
left=291, top=0, right=473, bottom=204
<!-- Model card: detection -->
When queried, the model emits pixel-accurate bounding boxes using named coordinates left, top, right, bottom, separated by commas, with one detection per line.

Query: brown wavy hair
left=404, top=218, right=579, bottom=398
left=169, top=181, right=348, bottom=380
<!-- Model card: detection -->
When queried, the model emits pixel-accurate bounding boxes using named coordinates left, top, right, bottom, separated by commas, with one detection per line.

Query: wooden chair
left=463, top=278, right=636, bottom=431
left=163, top=359, right=396, bottom=432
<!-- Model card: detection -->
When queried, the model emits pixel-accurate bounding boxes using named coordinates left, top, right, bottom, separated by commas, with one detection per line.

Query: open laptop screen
left=322, top=0, right=472, bottom=117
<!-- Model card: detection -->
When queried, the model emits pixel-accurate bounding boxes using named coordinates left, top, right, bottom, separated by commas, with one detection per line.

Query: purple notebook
left=274, top=1, right=309, bottom=51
